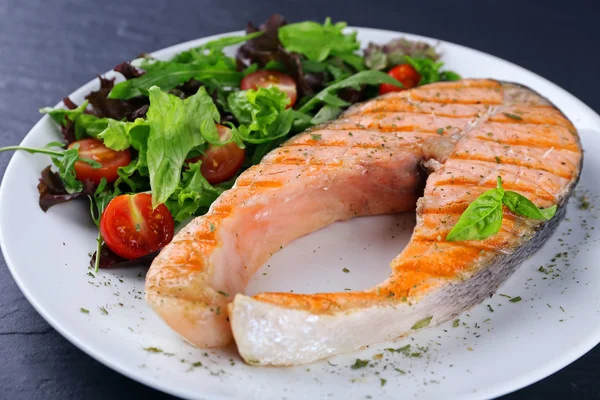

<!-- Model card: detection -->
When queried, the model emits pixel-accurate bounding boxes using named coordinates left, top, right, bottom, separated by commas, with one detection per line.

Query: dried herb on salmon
left=503, top=112, right=523, bottom=121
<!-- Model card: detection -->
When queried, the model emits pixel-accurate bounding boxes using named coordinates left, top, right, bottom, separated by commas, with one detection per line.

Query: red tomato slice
left=68, top=138, right=131, bottom=184
left=187, top=124, right=245, bottom=184
left=379, top=64, right=422, bottom=95
left=100, top=193, right=174, bottom=260
left=240, top=70, right=297, bottom=108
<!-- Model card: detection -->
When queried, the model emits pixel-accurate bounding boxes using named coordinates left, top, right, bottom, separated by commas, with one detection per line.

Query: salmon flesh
left=146, top=79, right=582, bottom=366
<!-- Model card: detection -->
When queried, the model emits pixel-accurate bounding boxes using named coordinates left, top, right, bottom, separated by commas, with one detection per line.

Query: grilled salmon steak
left=146, top=79, right=582, bottom=366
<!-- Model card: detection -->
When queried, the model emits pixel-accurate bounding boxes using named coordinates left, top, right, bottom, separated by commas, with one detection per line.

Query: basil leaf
left=278, top=18, right=360, bottom=62
left=146, top=86, right=219, bottom=207
left=502, top=191, right=557, bottom=220
left=40, top=101, right=89, bottom=126
left=298, top=70, right=402, bottom=114
left=446, top=185, right=505, bottom=242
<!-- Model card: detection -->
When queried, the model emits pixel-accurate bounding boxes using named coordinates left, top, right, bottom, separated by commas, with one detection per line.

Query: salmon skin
left=145, top=79, right=582, bottom=366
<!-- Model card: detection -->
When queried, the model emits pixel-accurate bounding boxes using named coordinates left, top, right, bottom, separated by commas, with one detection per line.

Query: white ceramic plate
left=1, top=28, right=600, bottom=400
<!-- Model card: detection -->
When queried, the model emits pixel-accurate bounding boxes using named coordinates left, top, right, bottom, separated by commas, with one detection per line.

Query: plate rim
left=1, top=27, right=599, bottom=400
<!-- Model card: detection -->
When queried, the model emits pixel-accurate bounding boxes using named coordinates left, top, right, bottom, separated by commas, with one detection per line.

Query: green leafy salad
left=0, top=14, right=461, bottom=270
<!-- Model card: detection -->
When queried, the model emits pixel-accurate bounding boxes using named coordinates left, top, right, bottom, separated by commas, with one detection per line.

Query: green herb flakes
left=503, top=112, right=523, bottom=121
left=509, top=296, right=522, bottom=303
left=143, top=347, right=163, bottom=353
left=411, top=316, right=433, bottom=330
left=350, top=359, right=370, bottom=369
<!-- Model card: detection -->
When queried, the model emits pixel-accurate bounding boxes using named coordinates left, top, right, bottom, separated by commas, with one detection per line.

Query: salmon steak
left=146, top=79, right=582, bottom=366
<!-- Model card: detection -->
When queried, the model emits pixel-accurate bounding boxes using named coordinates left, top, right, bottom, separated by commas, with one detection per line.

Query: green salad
left=0, top=14, right=460, bottom=271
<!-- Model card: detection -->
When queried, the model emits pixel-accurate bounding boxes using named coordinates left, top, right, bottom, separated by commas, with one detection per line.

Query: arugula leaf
left=52, top=147, right=86, bottom=193
left=173, top=32, right=264, bottom=61
left=446, top=177, right=505, bottom=242
left=310, top=105, right=342, bottom=125
left=227, top=87, right=293, bottom=144
left=165, top=161, right=226, bottom=222
left=502, top=191, right=557, bottom=220
left=404, top=56, right=461, bottom=85
left=146, top=86, right=220, bottom=207
left=0, top=144, right=100, bottom=194
left=88, top=180, right=121, bottom=272
left=298, top=70, right=402, bottom=113
left=109, top=33, right=264, bottom=100
left=278, top=18, right=360, bottom=62
left=109, top=60, right=242, bottom=100
left=40, top=101, right=89, bottom=126
left=332, top=52, right=365, bottom=72
left=89, top=178, right=120, bottom=227
left=249, top=137, right=289, bottom=165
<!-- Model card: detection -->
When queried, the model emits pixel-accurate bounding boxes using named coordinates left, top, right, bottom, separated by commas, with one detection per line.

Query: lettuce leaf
left=145, top=86, right=220, bottom=207
left=278, top=18, right=360, bottom=62
left=40, top=101, right=89, bottom=126
left=227, top=87, right=293, bottom=144
left=298, top=70, right=402, bottom=113
left=165, top=161, right=225, bottom=222
left=404, top=56, right=461, bottom=85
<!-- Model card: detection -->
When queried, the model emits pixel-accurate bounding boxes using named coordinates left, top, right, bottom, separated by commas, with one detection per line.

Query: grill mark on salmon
left=145, top=79, right=582, bottom=365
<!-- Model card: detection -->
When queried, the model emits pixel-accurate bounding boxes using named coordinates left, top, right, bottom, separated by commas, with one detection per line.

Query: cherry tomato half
left=379, top=64, right=422, bottom=95
left=187, top=124, right=245, bottom=184
left=100, top=193, right=174, bottom=260
left=241, top=70, right=297, bottom=108
left=68, top=138, right=131, bottom=184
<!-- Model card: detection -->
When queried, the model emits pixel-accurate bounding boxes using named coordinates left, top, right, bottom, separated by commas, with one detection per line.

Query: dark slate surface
left=1, top=0, right=599, bottom=398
